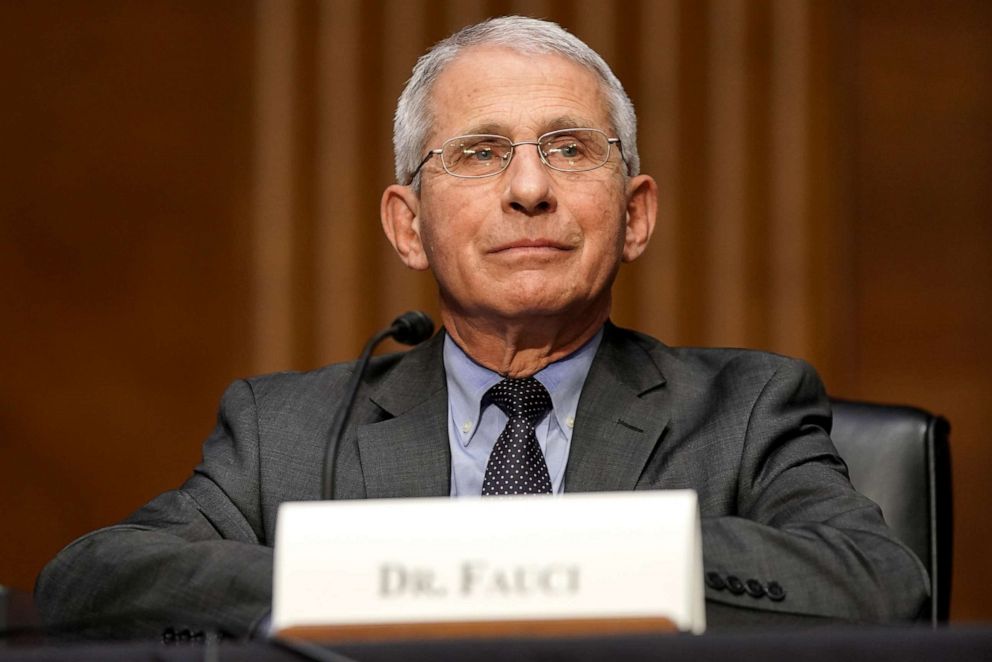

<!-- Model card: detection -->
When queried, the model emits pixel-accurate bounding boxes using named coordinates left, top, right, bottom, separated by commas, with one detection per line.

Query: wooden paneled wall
left=2, top=0, right=990, bottom=621
left=1, top=0, right=257, bottom=605
left=845, top=0, right=992, bottom=623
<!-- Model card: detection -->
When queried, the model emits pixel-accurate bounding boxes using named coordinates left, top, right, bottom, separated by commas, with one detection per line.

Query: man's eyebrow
left=460, top=121, right=509, bottom=137
left=457, top=116, right=596, bottom=138
left=543, top=116, right=593, bottom=132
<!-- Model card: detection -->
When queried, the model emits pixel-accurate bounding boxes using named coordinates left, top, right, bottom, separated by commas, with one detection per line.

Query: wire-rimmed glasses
left=409, top=128, right=624, bottom=184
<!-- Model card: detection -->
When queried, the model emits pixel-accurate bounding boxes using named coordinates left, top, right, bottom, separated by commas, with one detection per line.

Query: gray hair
left=393, top=16, right=640, bottom=187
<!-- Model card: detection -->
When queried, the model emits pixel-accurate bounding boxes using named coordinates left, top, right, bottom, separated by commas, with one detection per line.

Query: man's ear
left=621, top=174, right=658, bottom=263
left=381, top=184, right=430, bottom=271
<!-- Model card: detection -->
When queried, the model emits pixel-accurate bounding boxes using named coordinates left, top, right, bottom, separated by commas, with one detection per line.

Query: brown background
left=1, top=0, right=989, bottom=622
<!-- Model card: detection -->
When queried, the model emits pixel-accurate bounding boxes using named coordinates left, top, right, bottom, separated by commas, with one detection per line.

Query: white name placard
left=273, top=491, right=704, bottom=637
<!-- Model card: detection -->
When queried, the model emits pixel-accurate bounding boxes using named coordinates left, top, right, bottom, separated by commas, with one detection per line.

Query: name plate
left=273, top=491, right=704, bottom=639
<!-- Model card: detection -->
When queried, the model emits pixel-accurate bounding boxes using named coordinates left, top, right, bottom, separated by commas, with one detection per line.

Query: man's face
left=388, top=46, right=652, bottom=327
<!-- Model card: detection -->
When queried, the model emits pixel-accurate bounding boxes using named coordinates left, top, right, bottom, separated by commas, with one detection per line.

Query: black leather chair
left=829, top=399, right=952, bottom=625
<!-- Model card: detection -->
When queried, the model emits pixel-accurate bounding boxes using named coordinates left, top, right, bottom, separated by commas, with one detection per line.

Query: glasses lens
left=540, top=129, right=611, bottom=172
left=441, top=135, right=513, bottom=177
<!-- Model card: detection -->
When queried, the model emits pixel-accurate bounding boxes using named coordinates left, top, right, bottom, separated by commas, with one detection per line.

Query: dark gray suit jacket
left=35, top=324, right=929, bottom=637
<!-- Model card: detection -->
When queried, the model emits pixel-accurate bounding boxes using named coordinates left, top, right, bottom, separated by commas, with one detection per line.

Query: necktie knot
left=485, top=377, right=552, bottom=425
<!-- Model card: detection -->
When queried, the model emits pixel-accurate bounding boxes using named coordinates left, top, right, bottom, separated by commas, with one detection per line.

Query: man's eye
left=464, top=147, right=495, bottom=161
left=546, top=141, right=584, bottom=159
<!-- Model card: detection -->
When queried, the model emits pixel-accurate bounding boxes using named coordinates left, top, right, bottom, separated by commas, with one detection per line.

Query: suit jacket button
left=745, top=579, right=765, bottom=598
left=726, top=575, right=746, bottom=595
left=178, top=629, right=192, bottom=642
left=161, top=627, right=176, bottom=644
left=766, top=581, right=786, bottom=601
left=705, top=571, right=727, bottom=590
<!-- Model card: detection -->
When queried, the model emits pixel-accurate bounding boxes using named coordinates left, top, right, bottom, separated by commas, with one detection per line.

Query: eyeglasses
left=409, top=128, right=624, bottom=184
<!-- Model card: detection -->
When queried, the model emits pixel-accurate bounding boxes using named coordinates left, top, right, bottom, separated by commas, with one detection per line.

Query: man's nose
left=501, top=143, right=557, bottom=216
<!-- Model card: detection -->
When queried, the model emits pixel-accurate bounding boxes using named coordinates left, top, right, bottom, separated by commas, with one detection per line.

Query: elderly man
left=37, top=17, right=927, bottom=638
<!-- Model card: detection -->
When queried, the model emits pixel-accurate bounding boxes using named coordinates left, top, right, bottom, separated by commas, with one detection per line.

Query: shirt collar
left=443, top=328, right=604, bottom=447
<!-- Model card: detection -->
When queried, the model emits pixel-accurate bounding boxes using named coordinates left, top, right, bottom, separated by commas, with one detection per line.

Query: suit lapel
left=348, top=325, right=669, bottom=497
left=564, top=324, right=670, bottom=492
left=355, top=333, right=451, bottom=498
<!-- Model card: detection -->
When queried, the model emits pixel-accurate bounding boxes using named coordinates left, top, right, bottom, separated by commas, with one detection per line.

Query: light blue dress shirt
left=443, top=329, right=603, bottom=496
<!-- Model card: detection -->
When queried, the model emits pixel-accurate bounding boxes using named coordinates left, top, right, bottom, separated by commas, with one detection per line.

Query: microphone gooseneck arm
left=320, top=311, right=434, bottom=500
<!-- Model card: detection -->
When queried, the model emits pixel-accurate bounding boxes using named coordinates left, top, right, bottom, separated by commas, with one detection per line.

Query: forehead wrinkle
left=426, top=48, right=611, bottom=147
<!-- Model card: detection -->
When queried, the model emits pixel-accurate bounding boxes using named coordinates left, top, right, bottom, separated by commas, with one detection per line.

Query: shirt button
left=566, top=416, right=575, bottom=428
left=461, top=421, right=472, bottom=434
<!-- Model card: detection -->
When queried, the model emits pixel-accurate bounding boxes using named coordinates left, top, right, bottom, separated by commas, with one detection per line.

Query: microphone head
left=389, top=310, right=435, bottom=346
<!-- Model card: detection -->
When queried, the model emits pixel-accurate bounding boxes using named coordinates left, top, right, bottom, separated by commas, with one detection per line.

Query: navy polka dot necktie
left=481, top=377, right=554, bottom=495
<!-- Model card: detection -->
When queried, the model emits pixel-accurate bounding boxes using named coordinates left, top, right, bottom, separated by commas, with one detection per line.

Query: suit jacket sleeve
left=699, top=358, right=930, bottom=624
left=35, top=379, right=273, bottom=639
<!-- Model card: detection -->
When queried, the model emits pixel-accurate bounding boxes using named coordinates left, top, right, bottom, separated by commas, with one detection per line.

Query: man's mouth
left=489, top=238, right=574, bottom=254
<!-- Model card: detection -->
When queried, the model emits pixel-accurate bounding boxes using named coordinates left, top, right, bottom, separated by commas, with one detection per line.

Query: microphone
left=321, top=311, right=435, bottom=500
left=389, top=310, right=435, bottom=346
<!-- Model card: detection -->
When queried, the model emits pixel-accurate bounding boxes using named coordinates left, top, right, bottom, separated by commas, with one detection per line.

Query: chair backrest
left=829, top=399, right=952, bottom=625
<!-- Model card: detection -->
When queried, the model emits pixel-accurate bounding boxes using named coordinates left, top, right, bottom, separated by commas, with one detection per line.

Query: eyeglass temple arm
left=408, top=149, right=443, bottom=185
left=609, top=138, right=631, bottom=175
